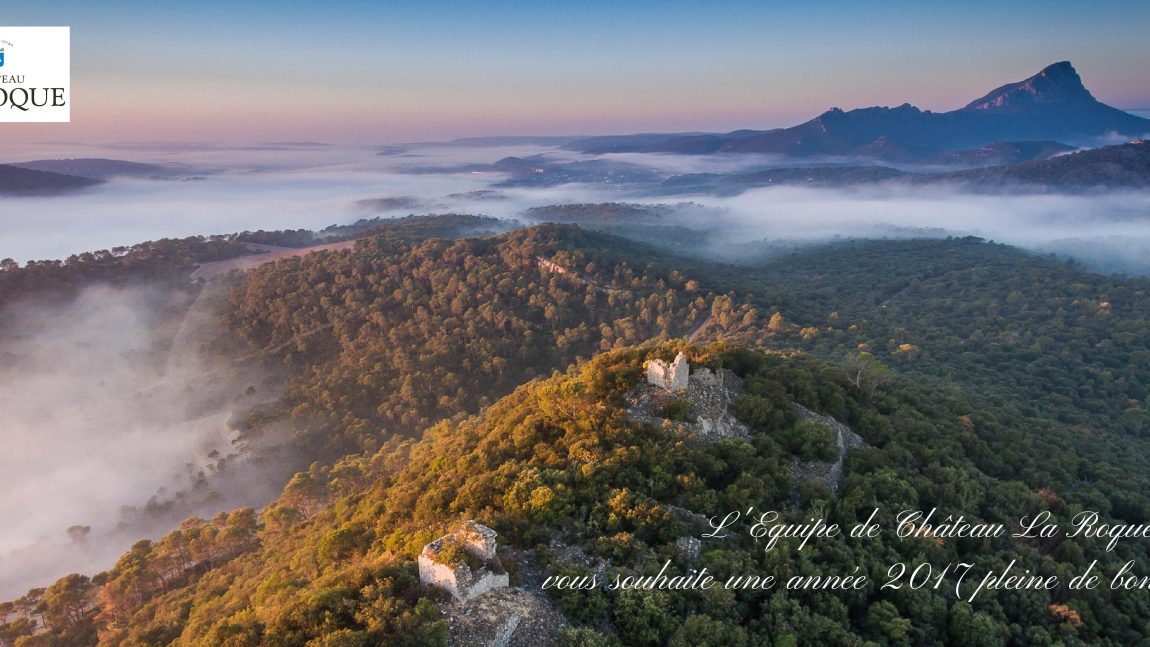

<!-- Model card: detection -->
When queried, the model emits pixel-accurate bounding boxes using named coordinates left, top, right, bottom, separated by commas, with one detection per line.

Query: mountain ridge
left=565, top=62, right=1150, bottom=161
left=657, top=140, right=1150, bottom=194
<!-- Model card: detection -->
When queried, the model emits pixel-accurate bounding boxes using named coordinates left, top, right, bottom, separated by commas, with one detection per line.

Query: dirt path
left=232, top=323, right=335, bottom=363
left=688, top=313, right=714, bottom=342
left=164, top=240, right=359, bottom=373
left=535, top=256, right=629, bottom=295
left=191, top=240, right=358, bottom=281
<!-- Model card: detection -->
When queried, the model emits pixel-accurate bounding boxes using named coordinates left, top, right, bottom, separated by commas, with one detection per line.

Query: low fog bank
left=512, top=183, right=1150, bottom=275
left=0, top=284, right=290, bottom=599
left=4, top=141, right=1150, bottom=275
left=678, top=186, right=1150, bottom=273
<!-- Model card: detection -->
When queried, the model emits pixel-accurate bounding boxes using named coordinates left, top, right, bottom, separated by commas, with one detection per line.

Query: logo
left=0, top=27, right=70, bottom=122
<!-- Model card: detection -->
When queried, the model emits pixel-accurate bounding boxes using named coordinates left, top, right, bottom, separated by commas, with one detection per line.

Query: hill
left=928, top=140, right=1075, bottom=167
left=9, top=226, right=1150, bottom=644
left=0, top=165, right=101, bottom=196
left=14, top=342, right=1150, bottom=645
left=220, top=224, right=758, bottom=459
left=924, top=140, right=1150, bottom=189
left=9, top=158, right=187, bottom=180
left=658, top=141, right=1150, bottom=193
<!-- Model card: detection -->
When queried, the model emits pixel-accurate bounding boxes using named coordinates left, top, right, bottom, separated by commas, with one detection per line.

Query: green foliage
left=556, top=627, right=620, bottom=647
left=658, top=398, right=694, bottom=422
left=316, top=524, right=370, bottom=567
left=17, top=340, right=1150, bottom=645
left=613, top=589, right=677, bottom=647
left=779, top=419, right=837, bottom=461
left=224, top=224, right=755, bottom=458
left=14, top=229, right=1150, bottom=645
left=0, top=235, right=249, bottom=307
left=544, top=564, right=609, bottom=625
left=668, top=613, right=751, bottom=647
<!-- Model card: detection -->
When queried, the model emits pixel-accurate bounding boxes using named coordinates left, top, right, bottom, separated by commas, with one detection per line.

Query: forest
left=5, top=215, right=1150, bottom=645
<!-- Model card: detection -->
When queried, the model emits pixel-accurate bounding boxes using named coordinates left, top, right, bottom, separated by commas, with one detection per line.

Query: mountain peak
left=566, top=61, right=1149, bottom=157
left=961, top=61, right=1096, bottom=112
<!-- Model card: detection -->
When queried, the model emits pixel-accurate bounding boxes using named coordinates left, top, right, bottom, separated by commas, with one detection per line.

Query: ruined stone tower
left=418, top=521, right=509, bottom=602
left=647, top=351, right=689, bottom=392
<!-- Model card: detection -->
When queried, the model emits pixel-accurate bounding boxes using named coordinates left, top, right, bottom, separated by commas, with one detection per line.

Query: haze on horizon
left=2, top=0, right=1150, bottom=144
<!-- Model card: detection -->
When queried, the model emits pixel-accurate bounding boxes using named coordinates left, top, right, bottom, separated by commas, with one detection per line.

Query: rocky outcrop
left=443, top=588, right=569, bottom=647
left=535, top=256, right=628, bottom=295
left=438, top=540, right=587, bottom=647
left=630, top=356, right=865, bottom=490
left=788, top=404, right=867, bottom=493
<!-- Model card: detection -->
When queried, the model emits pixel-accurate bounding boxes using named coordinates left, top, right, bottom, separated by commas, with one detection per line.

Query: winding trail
left=191, top=240, right=358, bottom=281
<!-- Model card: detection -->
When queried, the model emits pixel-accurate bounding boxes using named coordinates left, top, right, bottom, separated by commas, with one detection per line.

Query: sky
left=1, top=0, right=1149, bottom=144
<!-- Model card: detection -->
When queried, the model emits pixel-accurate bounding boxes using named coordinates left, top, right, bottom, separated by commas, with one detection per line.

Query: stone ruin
left=646, top=351, right=689, bottom=392
left=631, top=353, right=752, bottom=442
left=419, top=521, right=509, bottom=603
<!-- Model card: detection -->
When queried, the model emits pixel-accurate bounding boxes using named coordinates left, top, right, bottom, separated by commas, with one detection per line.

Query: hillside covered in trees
left=6, top=218, right=1150, bottom=645
left=9, top=344, right=1150, bottom=645
left=220, top=224, right=759, bottom=459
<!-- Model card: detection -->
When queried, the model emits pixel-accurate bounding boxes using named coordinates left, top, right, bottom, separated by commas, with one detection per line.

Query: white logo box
left=0, top=26, right=70, bottom=123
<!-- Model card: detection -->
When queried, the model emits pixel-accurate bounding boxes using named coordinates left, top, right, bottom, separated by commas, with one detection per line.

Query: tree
left=768, top=312, right=787, bottom=333
left=841, top=352, right=893, bottom=399
left=948, top=601, right=1007, bottom=647
left=613, top=589, right=676, bottom=647
left=66, top=525, right=91, bottom=544
left=41, top=574, right=92, bottom=631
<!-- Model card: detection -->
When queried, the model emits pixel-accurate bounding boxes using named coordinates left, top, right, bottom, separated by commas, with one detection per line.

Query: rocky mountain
left=566, top=62, right=1150, bottom=162
left=948, top=61, right=1150, bottom=143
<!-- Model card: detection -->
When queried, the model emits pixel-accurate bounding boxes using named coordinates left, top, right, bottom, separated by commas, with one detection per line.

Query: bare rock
left=788, top=404, right=867, bottom=493
left=444, top=587, right=570, bottom=647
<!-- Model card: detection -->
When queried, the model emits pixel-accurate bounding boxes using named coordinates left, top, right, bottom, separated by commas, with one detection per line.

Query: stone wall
left=646, top=352, right=689, bottom=392
left=417, top=553, right=470, bottom=600
left=419, top=521, right=509, bottom=603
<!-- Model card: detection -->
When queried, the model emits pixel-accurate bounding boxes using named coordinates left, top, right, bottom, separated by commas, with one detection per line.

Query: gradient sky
left=2, top=0, right=1149, bottom=144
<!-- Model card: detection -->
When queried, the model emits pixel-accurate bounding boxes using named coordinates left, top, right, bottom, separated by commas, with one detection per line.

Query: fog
left=676, top=185, right=1150, bottom=270
left=4, top=140, right=1150, bottom=272
left=3, top=138, right=1150, bottom=596
left=0, top=284, right=288, bottom=598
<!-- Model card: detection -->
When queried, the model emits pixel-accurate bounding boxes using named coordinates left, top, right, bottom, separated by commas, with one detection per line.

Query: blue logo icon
left=0, top=48, right=5, bottom=68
